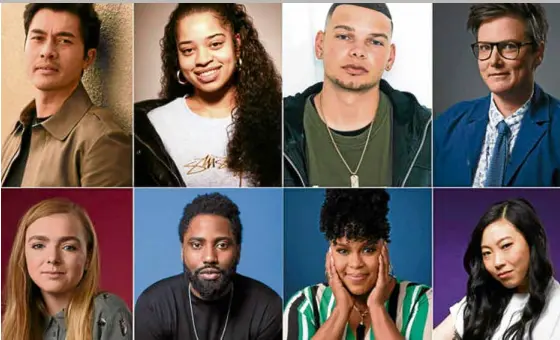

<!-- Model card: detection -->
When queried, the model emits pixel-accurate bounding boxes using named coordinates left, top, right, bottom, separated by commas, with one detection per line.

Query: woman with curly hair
left=284, top=189, right=432, bottom=340
left=134, top=4, right=281, bottom=187
left=1, top=198, right=131, bottom=340
left=434, top=198, right=560, bottom=340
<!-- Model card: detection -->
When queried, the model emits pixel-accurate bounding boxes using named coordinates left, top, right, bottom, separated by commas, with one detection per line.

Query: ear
left=315, top=31, right=325, bottom=59
left=235, top=33, right=241, bottom=58
left=385, top=43, right=396, bottom=71
left=83, top=48, right=97, bottom=70
left=534, top=41, right=545, bottom=68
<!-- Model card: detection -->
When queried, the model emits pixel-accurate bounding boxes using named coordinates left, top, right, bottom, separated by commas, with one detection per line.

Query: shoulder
left=395, top=280, right=432, bottom=307
left=81, top=105, right=127, bottom=135
left=284, top=283, right=329, bottom=311
left=147, top=97, right=184, bottom=119
left=137, top=274, right=184, bottom=305
left=235, top=274, right=281, bottom=303
left=449, top=296, right=467, bottom=336
left=93, top=292, right=131, bottom=323
left=546, top=279, right=560, bottom=306
left=436, top=97, right=486, bottom=125
left=284, top=83, right=321, bottom=124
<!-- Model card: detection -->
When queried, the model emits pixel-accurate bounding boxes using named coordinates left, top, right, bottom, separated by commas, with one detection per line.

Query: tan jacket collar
left=18, top=82, right=93, bottom=141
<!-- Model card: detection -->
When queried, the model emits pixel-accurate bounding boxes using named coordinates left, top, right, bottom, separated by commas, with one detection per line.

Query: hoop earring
left=177, top=70, right=187, bottom=85
left=237, top=57, right=243, bottom=68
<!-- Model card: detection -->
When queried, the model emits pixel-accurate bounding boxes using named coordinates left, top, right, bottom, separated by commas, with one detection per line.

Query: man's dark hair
left=467, top=4, right=548, bottom=45
left=326, top=3, right=393, bottom=31
left=23, top=3, right=101, bottom=58
left=320, top=189, right=390, bottom=243
left=178, top=193, right=242, bottom=245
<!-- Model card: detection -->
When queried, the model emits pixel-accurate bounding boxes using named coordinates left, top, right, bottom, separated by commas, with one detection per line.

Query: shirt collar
left=18, top=82, right=93, bottom=141
left=488, top=90, right=533, bottom=128
left=44, top=308, right=67, bottom=332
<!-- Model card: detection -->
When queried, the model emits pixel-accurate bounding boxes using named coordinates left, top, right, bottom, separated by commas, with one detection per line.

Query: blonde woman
left=2, top=198, right=132, bottom=340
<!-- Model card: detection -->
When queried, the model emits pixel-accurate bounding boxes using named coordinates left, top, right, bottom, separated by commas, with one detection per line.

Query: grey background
left=433, top=3, right=560, bottom=115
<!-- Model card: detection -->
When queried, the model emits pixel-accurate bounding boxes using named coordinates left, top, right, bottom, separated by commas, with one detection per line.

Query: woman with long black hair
left=434, top=198, right=560, bottom=340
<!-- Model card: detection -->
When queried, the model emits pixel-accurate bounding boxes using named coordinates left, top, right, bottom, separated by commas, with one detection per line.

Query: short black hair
left=23, top=3, right=101, bottom=57
left=467, top=4, right=548, bottom=44
left=327, top=3, right=393, bottom=31
left=320, top=189, right=390, bottom=244
left=178, top=193, right=242, bottom=245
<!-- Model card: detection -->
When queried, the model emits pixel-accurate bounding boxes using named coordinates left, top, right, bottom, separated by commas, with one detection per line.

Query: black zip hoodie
left=283, top=80, right=432, bottom=187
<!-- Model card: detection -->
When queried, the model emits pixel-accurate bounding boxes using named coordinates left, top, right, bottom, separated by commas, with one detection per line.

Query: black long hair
left=461, top=198, right=553, bottom=340
left=159, top=4, right=281, bottom=187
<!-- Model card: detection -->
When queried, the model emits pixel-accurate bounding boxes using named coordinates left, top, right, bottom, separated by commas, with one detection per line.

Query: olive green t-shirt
left=304, top=92, right=392, bottom=187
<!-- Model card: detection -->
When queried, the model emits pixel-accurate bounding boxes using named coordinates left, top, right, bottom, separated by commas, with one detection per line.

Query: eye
left=30, top=36, right=43, bottom=41
left=501, top=243, right=512, bottom=250
left=190, top=241, right=202, bottom=250
left=31, top=243, right=45, bottom=250
left=479, top=44, right=491, bottom=51
left=335, top=34, right=350, bottom=41
left=62, top=244, right=77, bottom=251
left=180, top=48, right=194, bottom=56
left=368, top=39, right=384, bottom=47
left=216, top=241, right=229, bottom=250
left=481, top=251, right=491, bottom=258
left=210, top=41, right=224, bottom=49
left=362, top=247, right=376, bottom=254
left=60, top=39, right=72, bottom=44
left=503, top=42, right=518, bottom=51
left=336, top=248, right=348, bottom=255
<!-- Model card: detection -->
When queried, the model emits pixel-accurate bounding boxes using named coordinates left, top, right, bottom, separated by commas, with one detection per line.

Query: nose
left=195, top=47, right=212, bottom=66
left=349, top=41, right=366, bottom=59
left=202, top=245, right=218, bottom=265
left=46, top=246, right=62, bottom=265
left=348, top=252, right=364, bottom=269
left=493, top=252, right=506, bottom=270
left=488, top=45, right=503, bottom=66
left=40, top=38, right=58, bottom=60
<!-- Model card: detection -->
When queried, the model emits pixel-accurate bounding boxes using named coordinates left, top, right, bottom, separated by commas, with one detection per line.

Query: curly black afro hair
left=320, top=189, right=391, bottom=243
left=178, top=192, right=242, bottom=245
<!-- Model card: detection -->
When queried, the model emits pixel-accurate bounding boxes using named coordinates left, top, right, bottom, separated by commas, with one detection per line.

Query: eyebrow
left=178, top=33, right=226, bottom=46
left=187, top=236, right=234, bottom=244
left=27, top=235, right=82, bottom=243
left=332, top=26, right=389, bottom=40
left=481, top=236, right=513, bottom=249
left=29, top=29, right=77, bottom=39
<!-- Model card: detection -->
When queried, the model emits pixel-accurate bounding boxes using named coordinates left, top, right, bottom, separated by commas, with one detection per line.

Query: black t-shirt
left=135, top=273, right=282, bottom=340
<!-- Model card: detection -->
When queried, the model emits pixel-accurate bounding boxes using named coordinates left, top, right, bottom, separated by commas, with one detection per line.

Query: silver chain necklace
left=188, top=283, right=234, bottom=340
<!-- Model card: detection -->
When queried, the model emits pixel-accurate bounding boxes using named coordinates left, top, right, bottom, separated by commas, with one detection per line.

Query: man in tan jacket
left=2, top=4, right=131, bottom=187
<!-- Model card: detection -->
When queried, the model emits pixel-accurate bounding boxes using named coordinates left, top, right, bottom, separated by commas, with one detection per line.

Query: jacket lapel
left=464, top=97, right=490, bottom=184
left=504, top=86, right=549, bottom=185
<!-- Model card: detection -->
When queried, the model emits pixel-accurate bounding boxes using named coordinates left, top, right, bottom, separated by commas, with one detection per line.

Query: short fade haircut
left=178, top=193, right=242, bottom=245
left=320, top=189, right=391, bottom=244
left=467, top=4, right=548, bottom=45
left=23, top=3, right=101, bottom=57
left=326, top=3, right=393, bottom=31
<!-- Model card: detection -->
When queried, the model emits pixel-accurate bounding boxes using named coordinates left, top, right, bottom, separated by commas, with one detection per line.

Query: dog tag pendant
left=350, top=175, right=359, bottom=188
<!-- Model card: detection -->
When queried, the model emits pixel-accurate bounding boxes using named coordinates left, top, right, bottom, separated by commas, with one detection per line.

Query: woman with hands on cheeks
left=284, top=189, right=432, bottom=340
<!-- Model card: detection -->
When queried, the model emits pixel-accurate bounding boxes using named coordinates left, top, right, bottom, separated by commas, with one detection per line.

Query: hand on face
left=326, top=247, right=353, bottom=314
left=367, top=242, right=395, bottom=308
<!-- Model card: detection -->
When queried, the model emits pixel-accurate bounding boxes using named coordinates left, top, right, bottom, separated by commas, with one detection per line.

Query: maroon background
left=1, top=189, right=133, bottom=309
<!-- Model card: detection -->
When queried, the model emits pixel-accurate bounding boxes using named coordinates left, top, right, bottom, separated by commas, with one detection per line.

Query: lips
left=198, top=269, right=222, bottom=280
left=346, top=273, right=368, bottom=282
left=497, top=270, right=513, bottom=279
left=489, top=72, right=509, bottom=77
left=342, top=64, right=368, bottom=76
left=194, top=66, right=221, bottom=84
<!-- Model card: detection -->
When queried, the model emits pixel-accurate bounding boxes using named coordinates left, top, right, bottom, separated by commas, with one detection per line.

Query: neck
left=492, top=82, right=533, bottom=118
left=189, top=83, right=237, bottom=118
left=42, top=291, right=73, bottom=316
left=34, top=82, right=79, bottom=118
left=317, top=80, right=380, bottom=131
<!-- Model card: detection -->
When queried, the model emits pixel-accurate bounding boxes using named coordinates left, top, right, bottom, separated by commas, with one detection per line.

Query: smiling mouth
left=497, top=270, right=513, bottom=278
left=194, top=67, right=221, bottom=83
left=346, top=274, right=368, bottom=282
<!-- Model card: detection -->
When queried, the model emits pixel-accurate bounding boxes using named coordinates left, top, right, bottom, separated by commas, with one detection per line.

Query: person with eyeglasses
left=434, top=4, right=560, bottom=187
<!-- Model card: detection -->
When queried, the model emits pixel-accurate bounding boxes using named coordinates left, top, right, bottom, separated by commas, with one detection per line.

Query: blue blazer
left=434, top=85, right=560, bottom=187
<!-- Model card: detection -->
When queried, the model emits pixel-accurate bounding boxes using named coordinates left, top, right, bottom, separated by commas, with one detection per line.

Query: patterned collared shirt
left=472, top=93, right=532, bottom=188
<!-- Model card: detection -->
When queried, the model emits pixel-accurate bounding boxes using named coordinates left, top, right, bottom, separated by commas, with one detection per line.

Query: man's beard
left=327, top=73, right=378, bottom=93
left=184, top=261, right=238, bottom=300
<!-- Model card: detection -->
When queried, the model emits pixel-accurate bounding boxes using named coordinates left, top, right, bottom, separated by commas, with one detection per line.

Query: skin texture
left=176, top=11, right=240, bottom=118
left=181, top=214, right=240, bottom=299
left=481, top=218, right=531, bottom=292
left=25, top=213, right=89, bottom=314
left=476, top=15, right=544, bottom=115
left=316, top=5, right=395, bottom=93
left=24, top=9, right=95, bottom=118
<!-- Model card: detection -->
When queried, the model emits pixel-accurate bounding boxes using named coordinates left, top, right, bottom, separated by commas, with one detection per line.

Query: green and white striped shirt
left=283, top=279, right=432, bottom=340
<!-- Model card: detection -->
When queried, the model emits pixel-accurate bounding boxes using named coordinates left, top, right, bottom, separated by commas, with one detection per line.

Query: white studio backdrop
left=282, top=3, right=433, bottom=109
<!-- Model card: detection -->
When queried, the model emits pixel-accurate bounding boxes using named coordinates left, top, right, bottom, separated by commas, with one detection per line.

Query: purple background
left=434, top=189, right=560, bottom=326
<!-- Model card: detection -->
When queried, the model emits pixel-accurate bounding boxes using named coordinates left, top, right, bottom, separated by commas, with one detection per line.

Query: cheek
left=66, top=253, right=87, bottom=276
left=24, top=250, right=42, bottom=276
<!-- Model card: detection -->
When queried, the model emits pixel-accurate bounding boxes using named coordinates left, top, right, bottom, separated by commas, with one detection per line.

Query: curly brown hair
left=159, top=4, right=281, bottom=187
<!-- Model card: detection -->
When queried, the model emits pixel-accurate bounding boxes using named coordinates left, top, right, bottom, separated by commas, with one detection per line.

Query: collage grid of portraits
left=0, top=3, right=559, bottom=340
